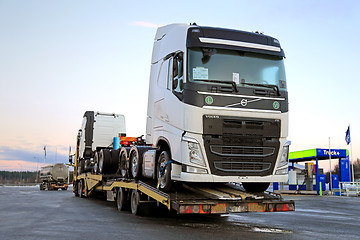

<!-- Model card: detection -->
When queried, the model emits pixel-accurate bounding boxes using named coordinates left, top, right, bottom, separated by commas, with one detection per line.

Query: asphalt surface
left=0, top=185, right=359, bottom=240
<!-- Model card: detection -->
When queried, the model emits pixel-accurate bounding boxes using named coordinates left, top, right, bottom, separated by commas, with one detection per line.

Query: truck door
left=152, top=52, right=185, bottom=160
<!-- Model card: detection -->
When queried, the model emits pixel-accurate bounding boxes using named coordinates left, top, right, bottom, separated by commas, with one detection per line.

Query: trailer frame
left=74, top=173, right=295, bottom=215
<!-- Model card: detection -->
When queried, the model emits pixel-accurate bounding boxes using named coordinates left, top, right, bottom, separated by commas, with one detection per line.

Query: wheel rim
left=131, top=190, right=138, bottom=214
left=131, top=154, right=138, bottom=178
left=158, top=157, right=168, bottom=189
left=99, top=152, right=103, bottom=173
left=120, top=154, right=127, bottom=177
left=78, top=181, right=82, bottom=196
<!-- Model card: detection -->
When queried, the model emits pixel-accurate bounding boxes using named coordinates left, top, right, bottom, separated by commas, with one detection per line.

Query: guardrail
left=335, top=182, right=360, bottom=196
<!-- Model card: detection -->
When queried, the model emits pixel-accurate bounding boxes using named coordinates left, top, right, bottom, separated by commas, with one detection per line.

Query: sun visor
left=186, top=27, right=285, bottom=57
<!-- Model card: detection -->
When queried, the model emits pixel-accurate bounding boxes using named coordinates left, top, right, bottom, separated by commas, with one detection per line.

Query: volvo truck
left=145, top=23, right=290, bottom=192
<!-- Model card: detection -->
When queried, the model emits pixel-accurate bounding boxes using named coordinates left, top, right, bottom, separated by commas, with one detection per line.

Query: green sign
left=273, top=101, right=280, bottom=109
left=205, top=96, right=213, bottom=105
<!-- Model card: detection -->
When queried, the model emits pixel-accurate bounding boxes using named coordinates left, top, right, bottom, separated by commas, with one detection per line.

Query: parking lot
left=0, top=185, right=359, bottom=240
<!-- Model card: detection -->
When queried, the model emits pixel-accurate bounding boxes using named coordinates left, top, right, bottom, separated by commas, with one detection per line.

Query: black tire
left=242, top=182, right=270, bottom=193
left=93, top=152, right=99, bottom=174
left=157, top=151, right=172, bottom=192
left=130, top=189, right=145, bottom=215
left=110, top=149, right=120, bottom=174
left=116, top=187, right=129, bottom=211
left=74, top=182, right=79, bottom=197
left=119, top=147, right=129, bottom=178
left=130, top=147, right=142, bottom=180
left=99, top=149, right=111, bottom=174
left=78, top=180, right=84, bottom=198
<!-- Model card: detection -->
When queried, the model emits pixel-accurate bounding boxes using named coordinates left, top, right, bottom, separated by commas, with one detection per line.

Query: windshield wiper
left=241, top=82, right=280, bottom=96
left=194, top=79, right=238, bottom=92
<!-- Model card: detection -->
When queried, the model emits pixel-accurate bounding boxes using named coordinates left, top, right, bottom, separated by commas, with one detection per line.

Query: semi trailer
left=70, top=23, right=293, bottom=215
left=39, top=163, right=69, bottom=190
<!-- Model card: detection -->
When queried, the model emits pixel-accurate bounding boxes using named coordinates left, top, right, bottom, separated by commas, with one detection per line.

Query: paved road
left=0, top=185, right=359, bottom=240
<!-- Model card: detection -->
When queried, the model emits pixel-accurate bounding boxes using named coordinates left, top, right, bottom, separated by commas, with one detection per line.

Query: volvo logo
left=240, top=99, right=248, bottom=106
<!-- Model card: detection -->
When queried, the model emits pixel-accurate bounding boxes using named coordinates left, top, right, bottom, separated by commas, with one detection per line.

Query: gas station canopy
left=289, top=148, right=348, bottom=162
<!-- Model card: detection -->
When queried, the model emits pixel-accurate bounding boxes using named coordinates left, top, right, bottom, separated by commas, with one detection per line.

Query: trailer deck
left=76, top=173, right=295, bottom=215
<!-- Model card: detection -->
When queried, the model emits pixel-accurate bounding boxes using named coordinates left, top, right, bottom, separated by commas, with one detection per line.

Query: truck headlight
left=188, top=142, right=205, bottom=166
left=182, top=136, right=206, bottom=167
left=276, top=141, right=291, bottom=175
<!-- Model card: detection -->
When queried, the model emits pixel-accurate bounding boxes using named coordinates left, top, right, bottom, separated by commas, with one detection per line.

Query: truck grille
left=214, top=162, right=271, bottom=172
left=203, top=116, right=280, bottom=176
left=210, top=146, right=275, bottom=157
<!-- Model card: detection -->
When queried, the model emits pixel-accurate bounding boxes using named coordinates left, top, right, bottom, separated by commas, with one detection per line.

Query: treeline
left=0, top=171, right=38, bottom=184
left=0, top=171, right=74, bottom=184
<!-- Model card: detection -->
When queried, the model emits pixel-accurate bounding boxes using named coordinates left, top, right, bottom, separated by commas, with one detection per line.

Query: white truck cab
left=146, top=24, right=290, bottom=192
left=78, top=111, right=126, bottom=173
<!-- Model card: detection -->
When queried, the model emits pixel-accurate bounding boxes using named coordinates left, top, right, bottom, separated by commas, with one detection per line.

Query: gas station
left=275, top=148, right=350, bottom=195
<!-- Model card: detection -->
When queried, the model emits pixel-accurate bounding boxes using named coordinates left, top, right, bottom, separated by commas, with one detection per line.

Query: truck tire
left=129, top=147, right=142, bottom=180
left=110, top=149, right=120, bottom=174
left=74, top=181, right=79, bottom=197
left=129, top=146, right=152, bottom=180
left=116, top=187, right=129, bottom=211
left=242, top=182, right=270, bottom=193
left=130, top=189, right=145, bottom=215
left=157, top=150, right=172, bottom=192
left=99, top=149, right=111, bottom=174
left=119, top=147, right=130, bottom=178
left=78, top=180, right=84, bottom=198
left=93, top=151, right=99, bottom=174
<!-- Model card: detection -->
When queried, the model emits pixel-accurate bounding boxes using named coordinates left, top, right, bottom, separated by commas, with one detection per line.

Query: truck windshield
left=187, top=47, right=287, bottom=91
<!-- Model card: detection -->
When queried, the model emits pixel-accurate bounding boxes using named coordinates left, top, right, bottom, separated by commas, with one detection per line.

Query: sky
left=0, top=0, right=359, bottom=171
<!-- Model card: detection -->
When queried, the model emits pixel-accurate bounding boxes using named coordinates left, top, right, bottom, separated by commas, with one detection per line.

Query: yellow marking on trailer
left=138, top=185, right=171, bottom=210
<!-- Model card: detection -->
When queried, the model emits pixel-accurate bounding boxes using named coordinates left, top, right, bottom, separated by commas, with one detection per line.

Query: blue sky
left=0, top=0, right=359, bottom=171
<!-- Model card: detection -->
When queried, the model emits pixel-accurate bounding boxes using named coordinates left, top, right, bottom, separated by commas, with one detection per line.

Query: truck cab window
left=172, top=53, right=183, bottom=93
left=167, top=58, right=173, bottom=90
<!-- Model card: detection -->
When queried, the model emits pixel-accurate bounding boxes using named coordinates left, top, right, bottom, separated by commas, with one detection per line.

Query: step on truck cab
left=146, top=23, right=290, bottom=192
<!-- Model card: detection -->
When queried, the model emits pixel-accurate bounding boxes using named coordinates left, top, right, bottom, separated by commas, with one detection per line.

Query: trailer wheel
left=74, top=181, right=79, bottom=197
left=78, top=180, right=84, bottom=198
left=116, top=187, right=129, bottom=211
left=157, top=151, right=172, bottom=192
left=242, top=182, right=270, bottom=193
left=130, top=189, right=144, bottom=215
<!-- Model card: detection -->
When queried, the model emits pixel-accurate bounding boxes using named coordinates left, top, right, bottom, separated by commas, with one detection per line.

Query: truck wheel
left=110, top=149, right=120, bottom=174
left=242, top=182, right=270, bottom=193
left=130, top=149, right=142, bottom=180
left=99, top=149, right=111, bottom=174
left=130, top=189, right=144, bottom=215
left=116, top=187, right=129, bottom=211
left=157, top=151, right=172, bottom=192
left=119, top=149, right=128, bottom=178
left=93, top=151, right=99, bottom=174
